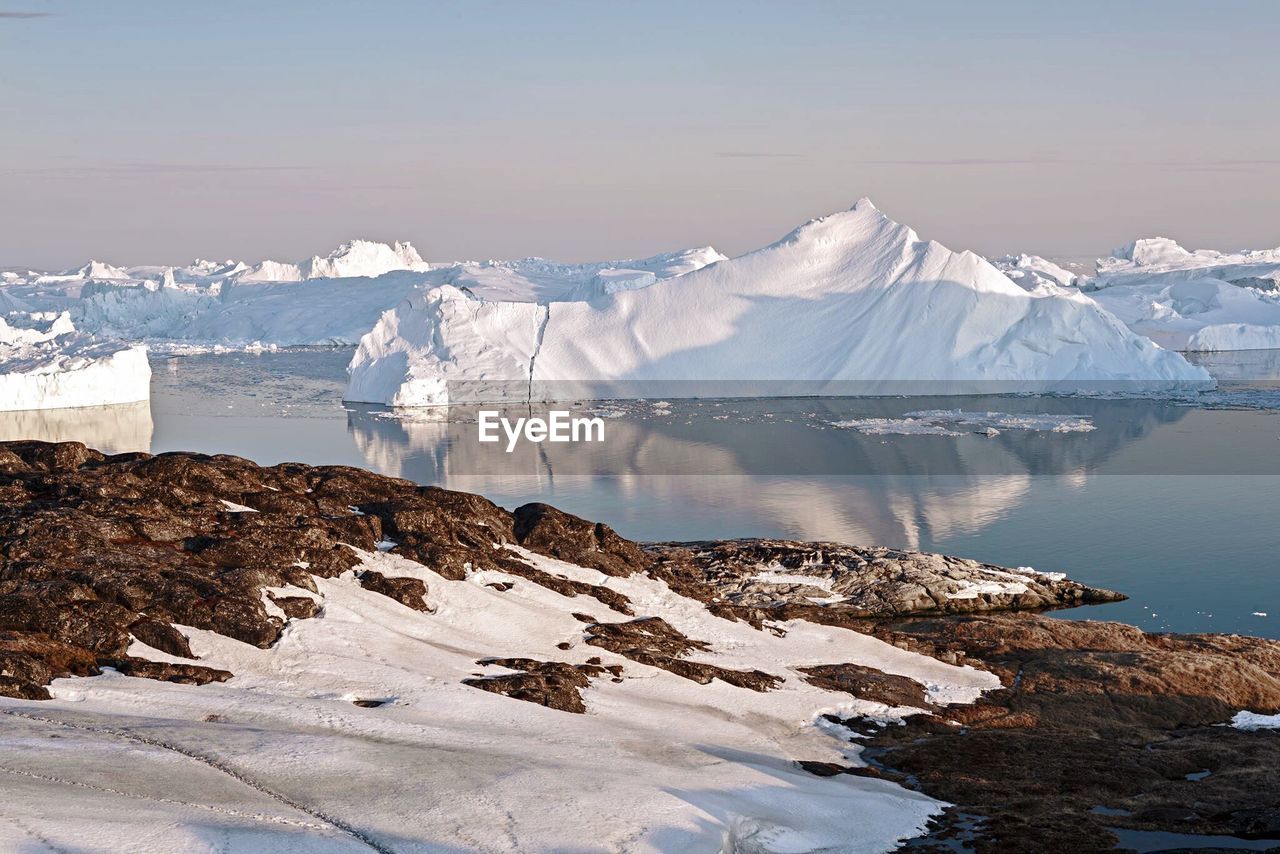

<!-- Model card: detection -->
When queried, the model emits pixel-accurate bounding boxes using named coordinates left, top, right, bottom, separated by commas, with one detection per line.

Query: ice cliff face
left=0, top=312, right=150, bottom=411
left=345, top=199, right=1210, bottom=405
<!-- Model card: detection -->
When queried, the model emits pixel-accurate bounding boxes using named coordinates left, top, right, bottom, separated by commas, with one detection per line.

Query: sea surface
left=3, top=347, right=1278, bottom=639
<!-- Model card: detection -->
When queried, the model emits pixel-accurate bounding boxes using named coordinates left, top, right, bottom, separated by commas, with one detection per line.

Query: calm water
left=2, top=347, right=1278, bottom=639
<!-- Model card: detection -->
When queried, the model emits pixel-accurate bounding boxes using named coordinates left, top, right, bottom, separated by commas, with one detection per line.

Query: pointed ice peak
left=762, top=196, right=917, bottom=257
left=73, top=260, right=129, bottom=280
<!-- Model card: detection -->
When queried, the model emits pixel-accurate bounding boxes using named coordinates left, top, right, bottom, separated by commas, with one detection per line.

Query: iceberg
left=1091, top=237, right=1280, bottom=290
left=345, top=200, right=1210, bottom=406
left=299, top=239, right=429, bottom=280
left=20, top=243, right=723, bottom=352
left=0, top=312, right=150, bottom=412
left=34, top=260, right=131, bottom=284
left=1086, top=277, right=1280, bottom=352
left=233, top=239, right=428, bottom=282
left=1077, top=237, right=1280, bottom=351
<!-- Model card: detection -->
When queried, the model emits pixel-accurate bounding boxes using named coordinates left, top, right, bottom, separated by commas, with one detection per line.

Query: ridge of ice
left=345, top=199, right=1211, bottom=406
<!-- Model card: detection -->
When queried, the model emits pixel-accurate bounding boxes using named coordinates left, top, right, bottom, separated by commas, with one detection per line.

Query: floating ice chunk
left=903, top=410, right=1097, bottom=433
left=832, top=410, right=1096, bottom=436
left=831, top=418, right=964, bottom=436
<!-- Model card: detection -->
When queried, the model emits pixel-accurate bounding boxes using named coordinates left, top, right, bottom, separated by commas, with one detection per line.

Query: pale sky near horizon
left=2, top=0, right=1278, bottom=269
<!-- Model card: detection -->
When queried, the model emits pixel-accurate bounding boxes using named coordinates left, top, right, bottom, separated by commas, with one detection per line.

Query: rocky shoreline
left=2, top=440, right=1278, bottom=852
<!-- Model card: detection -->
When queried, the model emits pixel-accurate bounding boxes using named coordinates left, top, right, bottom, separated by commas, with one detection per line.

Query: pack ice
left=345, top=200, right=1210, bottom=406
left=0, top=312, right=150, bottom=412
left=1, top=240, right=724, bottom=352
left=1080, top=238, right=1280, bottom=351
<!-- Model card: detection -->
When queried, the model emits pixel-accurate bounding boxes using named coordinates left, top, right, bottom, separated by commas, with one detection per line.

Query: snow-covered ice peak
left=78, top=260, right=130, bottom=280
left=32, top=259, right=131, bottom=284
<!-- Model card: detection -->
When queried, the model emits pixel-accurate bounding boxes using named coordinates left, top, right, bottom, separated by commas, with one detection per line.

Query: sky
left=2, top=0, right=1278, bottom=269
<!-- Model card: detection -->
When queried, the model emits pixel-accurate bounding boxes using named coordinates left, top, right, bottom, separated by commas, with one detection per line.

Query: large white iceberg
left=345, top=200, right=1210, bottom=406
left=0, top=312, right=150, bottom=412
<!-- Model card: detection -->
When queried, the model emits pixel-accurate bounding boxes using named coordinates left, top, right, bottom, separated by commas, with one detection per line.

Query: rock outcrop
left=853, top=614, right=1280, bottom=851
left=651, top=539, right=1123, bottom=619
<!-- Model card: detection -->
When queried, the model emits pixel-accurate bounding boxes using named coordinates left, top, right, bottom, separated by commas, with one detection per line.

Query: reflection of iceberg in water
left=745, top=475, right=1036, bottom=549
left=0, top=401, right=153, bottom=454
left=348, top=397, right=1191, bottom=478
left=343, top=398, right=1191, bottom=548
left=590, top=473, right=1039, bottom=551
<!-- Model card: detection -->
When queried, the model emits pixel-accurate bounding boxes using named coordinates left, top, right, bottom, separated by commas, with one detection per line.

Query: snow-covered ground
left=0, top=544, right=997, bottom=853
left=0, top=312, right=150, bottom=412
left=346, top=200, right=1208, bottom=406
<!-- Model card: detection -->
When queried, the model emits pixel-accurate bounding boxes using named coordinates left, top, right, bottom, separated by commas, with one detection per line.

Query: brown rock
left=513, top=503, right=649, bottom=576
left=463, top=657, right=608, bottom=713
left=799, top=663, right=930, bottom=708
left=585, top=617, right=781, bottom=692
left=357, top=570, right=430, bottom=612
